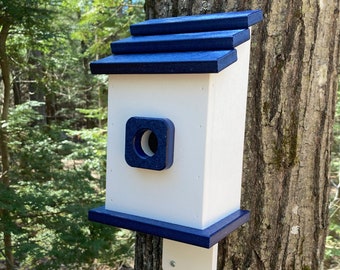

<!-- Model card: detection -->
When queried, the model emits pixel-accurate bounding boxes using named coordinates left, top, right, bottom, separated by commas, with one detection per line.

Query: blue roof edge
left=130, top=10, right=263, bottom=36
left=110, top=29, right=250, bottom=54
left=90, top=50, right=237, bottom=74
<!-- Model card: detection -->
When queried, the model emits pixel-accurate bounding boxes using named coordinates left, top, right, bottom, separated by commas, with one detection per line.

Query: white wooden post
left=88, top=10, right=263, bottom=270
left=163, top=240, right=218, bottom=270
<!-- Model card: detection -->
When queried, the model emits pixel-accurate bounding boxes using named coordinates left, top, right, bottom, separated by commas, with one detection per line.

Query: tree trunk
left=134, top=233, right=163, bottom=270
left=28, top=50, right=46, bottom=124
left=221, top=1, right=339, bottom=269
left=134, top=0, right=340, bottom=269
left=12, top=70, right=22, bottom=105
left=0, top=20, right=15, bottom=270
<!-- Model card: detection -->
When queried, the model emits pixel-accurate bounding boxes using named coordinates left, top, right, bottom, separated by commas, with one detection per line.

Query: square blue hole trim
left=125, top=117, right=175, bottom=170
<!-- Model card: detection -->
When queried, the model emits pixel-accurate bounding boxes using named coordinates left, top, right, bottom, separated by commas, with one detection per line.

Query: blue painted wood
left=88, top=206, right=250, bottom=248
left=90, top=11, right=263, bottom=74
left=111, top=29, right=250, bottom=54
left=130, top=10, right=263, bottom=36
left=125, top=117, right=175, bottom=170
left=90, top=50, right=237, bottom=74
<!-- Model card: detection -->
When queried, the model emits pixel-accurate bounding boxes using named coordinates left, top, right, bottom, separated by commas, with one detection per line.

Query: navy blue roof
left=90, top=50, right=237, bottom=74
left=130, top=10, right=263, bottom=36
left=111, top=29, right=250, bottom=54
left=90, top=10, right=263, bottom=74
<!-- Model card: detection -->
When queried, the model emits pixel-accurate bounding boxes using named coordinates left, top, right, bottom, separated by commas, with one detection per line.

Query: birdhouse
left=88, top=9, right=263, bottom=253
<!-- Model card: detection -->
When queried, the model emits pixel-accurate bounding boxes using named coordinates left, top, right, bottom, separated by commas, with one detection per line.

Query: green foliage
left=4, top=0, right=144, bottom=128
left=1, top=0, right=144, bottom=268
left=72, top=0, right=145, bottom=57
left=76, top=108, right=108, bottom=122
left=0, top=101, right=134, bottom=268
left=64, top=112, right=107, bottom=183
left=0, top=0, right=53, bottom=27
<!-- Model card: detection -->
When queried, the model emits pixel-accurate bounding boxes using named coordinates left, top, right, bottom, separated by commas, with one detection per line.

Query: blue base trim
left=88, top=206, right=250, bottom=248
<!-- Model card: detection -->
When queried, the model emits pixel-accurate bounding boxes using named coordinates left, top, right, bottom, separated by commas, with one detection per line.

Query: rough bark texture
left=221, top=1, right=339, bottom=269
left=134, top=0, right=340, bottom=269
left=134, top=233, right=162, bottom=270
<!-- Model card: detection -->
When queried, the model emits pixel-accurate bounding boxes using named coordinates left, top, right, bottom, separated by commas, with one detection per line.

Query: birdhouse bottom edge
left=88, top=206, right=249, bottom=248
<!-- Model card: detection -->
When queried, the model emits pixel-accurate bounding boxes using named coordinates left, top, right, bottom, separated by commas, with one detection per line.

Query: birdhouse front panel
left=106, top=73, right=210, bottom=229
left=88, top=10, right=263, bottom=248
left=105, top=39, right=250, bottom=230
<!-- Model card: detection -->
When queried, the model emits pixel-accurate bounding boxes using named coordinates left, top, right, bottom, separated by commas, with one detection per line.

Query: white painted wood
left=162, top=239, right=218, bottom=270
left=105, top=39, right=251, bottom=229
left=106, top=73, right=209, bottom=229
left=203, top=39, right=251, bottom=227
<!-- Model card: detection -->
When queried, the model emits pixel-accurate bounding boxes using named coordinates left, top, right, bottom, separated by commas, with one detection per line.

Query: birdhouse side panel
left=202, top=40, right=251, bottom=228
left=105, top=74, right=213, bottom=229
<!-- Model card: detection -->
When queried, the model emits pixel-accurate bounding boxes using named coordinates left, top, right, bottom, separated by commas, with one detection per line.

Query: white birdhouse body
left=89, top=10, right=263, bottom=248
left=105, top=40, right=250, bottom=229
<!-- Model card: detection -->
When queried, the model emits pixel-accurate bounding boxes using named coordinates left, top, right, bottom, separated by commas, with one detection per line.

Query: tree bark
left=134, top=0, right=340, bottom=269
left=134, top=233, right=162, bottom=270
left=0, top=19, right=15, bottom=270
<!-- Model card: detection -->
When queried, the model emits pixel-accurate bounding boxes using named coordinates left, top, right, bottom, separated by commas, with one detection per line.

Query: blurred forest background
left=0, top=0, right=143, bottom=269
left=0, top=0, right=339, bottom=269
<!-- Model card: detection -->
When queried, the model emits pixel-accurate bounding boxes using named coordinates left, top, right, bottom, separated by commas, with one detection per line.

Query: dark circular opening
left=148, top=131, right=158, bottom=154
left=135, top=129, right=158, bottom=157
